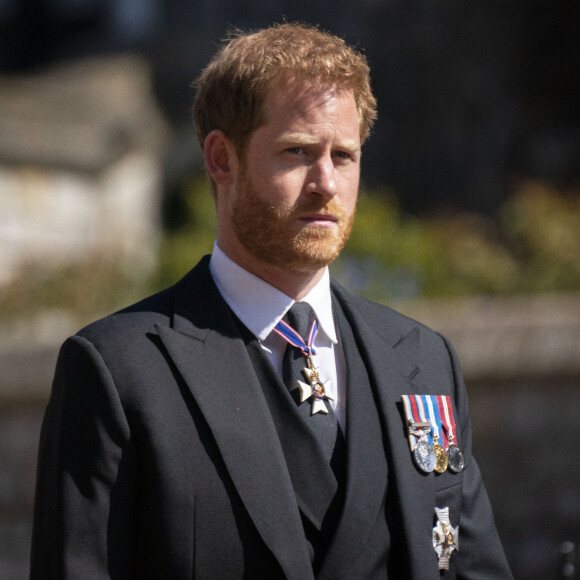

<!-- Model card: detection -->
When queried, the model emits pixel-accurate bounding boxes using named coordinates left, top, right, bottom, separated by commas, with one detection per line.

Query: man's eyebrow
left=277, top=133, right=361, bottom=151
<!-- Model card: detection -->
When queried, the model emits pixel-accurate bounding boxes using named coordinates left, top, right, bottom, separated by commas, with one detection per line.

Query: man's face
left=220, top=81, right=361, bottom=275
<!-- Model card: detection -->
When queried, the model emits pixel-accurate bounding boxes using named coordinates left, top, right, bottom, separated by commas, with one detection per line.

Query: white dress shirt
left=209, top=242, right=346, bottom=429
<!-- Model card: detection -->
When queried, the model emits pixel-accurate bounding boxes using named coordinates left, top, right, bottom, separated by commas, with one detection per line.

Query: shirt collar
left=209, top=242, right=337, bottom=344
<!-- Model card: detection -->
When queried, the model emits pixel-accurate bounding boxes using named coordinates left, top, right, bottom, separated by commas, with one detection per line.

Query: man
left=31, top=23, right=512, bottom=579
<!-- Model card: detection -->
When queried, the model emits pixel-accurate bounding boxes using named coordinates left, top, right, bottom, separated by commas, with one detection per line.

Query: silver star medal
left=296, top=351, right=333, bottom=415
left=432, top=507, right=459, bottom=570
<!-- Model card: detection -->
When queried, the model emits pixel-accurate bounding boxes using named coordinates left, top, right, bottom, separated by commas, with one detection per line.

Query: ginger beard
left=230, top=165, right=356, bottom=273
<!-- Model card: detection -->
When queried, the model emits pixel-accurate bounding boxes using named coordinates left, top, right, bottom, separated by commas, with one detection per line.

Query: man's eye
left=332, top=150, right=352, bottom=160
left=286, top=147, right=303, bottom=155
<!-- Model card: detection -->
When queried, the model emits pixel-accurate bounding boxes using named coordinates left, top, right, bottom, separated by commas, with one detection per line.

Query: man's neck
left=217, top=242, right=326, bottom=301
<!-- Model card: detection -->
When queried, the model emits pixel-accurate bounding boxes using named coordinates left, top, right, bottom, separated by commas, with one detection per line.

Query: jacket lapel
left=325, top=284, right=439, bottom=578
left=156, top=259, right=314, bottom=580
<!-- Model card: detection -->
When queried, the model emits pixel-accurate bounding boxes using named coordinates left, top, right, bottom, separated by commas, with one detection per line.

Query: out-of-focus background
left=1, top=1, right=579, bottom=578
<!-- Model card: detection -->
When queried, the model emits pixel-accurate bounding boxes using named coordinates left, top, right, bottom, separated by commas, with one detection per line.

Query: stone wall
left=0, top=56, right=169, bottom=284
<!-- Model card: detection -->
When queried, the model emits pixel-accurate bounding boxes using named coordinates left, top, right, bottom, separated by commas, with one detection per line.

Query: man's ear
left=204, top=129, right=238, bottom=186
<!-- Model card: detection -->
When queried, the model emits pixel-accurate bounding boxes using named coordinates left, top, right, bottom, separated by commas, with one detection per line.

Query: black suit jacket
left=31, top=256, right=512, bottom=579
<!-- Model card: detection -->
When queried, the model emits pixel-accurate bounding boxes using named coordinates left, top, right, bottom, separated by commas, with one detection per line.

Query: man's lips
left=299, top=213, right=338, bottom=225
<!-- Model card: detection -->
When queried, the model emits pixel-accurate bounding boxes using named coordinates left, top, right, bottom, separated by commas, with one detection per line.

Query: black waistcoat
left=237, top=296, right=391, bottom=577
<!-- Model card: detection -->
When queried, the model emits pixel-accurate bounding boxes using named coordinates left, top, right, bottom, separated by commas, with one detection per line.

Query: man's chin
left=285, top=239, right=344, bottom=271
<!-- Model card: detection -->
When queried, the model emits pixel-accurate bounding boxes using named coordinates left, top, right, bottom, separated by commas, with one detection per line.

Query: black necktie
left=282, top=302, right=343, bottom=469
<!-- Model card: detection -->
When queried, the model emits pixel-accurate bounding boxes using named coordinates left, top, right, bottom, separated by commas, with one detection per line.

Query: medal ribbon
left=432, top=397, right=448, bottom=448
left=401, top=395, right=413, bottom=420
left=410, top=395, right=433, bottom=445
left=423, top=395, right=445, bottom=446
left=402, top=395, right=423, bottom=450
left=438, top=395, right=460, bottom=446
left=274, top=315, right=318, bottom=357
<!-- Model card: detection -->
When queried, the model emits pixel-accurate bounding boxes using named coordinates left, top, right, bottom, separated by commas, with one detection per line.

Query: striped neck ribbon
left=273, top=317, right=318, bottom=358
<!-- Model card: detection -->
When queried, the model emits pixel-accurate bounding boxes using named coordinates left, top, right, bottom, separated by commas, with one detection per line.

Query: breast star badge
left=297, top=366, right=334, bottom=415
left=432, top=506, right=459, bottom=570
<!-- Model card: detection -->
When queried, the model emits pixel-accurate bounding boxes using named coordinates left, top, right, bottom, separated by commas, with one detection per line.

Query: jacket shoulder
left=330, top=279, right=438, bottom=343
left=76, top=255, right=214, bottom=346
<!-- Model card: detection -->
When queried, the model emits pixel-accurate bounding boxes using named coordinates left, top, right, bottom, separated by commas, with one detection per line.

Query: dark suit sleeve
left=441, top=335, right=513, bottom=580
left=30, top=335, right=138, bottom=579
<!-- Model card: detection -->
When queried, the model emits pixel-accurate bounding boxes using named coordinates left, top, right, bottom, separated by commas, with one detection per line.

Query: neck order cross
left=274, top=303, right=333, bottom=415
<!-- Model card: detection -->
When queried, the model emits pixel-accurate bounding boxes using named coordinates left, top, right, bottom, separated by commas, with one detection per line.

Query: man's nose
left=305, top=156, right=338, bottom=199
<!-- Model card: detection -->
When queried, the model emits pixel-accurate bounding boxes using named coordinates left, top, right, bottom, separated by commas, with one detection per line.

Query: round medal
left=312, top=382, right=325, bottom=400
left=447, top=444, right=465, bottom=473
left=433, top=442, right=448, bottom=473
left=413, top=440, right=436, bottom=473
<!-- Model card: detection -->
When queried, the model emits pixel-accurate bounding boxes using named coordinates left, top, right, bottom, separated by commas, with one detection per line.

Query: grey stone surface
left=0, top=403, right=44, bottom=580
left=0, top=311, right=79, bottom=401
left=395, top=292, right=580, bottom=381
left=0, top=56, right=169, bottom=285
left=0, top=56, right=166, bottom=171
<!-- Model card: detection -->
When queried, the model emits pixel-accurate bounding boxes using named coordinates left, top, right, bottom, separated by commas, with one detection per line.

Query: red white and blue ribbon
left=402, top=394, right=432, bottom=450
left=273, top=315, right=318, bottom=357
left=412, top=395, right=433, bottom=445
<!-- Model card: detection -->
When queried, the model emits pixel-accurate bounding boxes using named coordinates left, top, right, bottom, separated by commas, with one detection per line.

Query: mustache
left=286, top=198, right=350, bottom=220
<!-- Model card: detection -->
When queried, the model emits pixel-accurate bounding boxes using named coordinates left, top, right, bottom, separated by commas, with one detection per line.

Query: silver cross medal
left=296, top=347, right=333, bottom=415
left=432, top=507, right=459, bottom=570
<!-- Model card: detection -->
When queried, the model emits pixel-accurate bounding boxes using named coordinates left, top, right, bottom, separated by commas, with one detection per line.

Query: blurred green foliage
left=1, top=176, right=578, bottom=325
left=500, top=181, right=580, bottom=293
left=155, top=174, right=217, bottom=290
left=0, top=255, right=147, bottom=325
